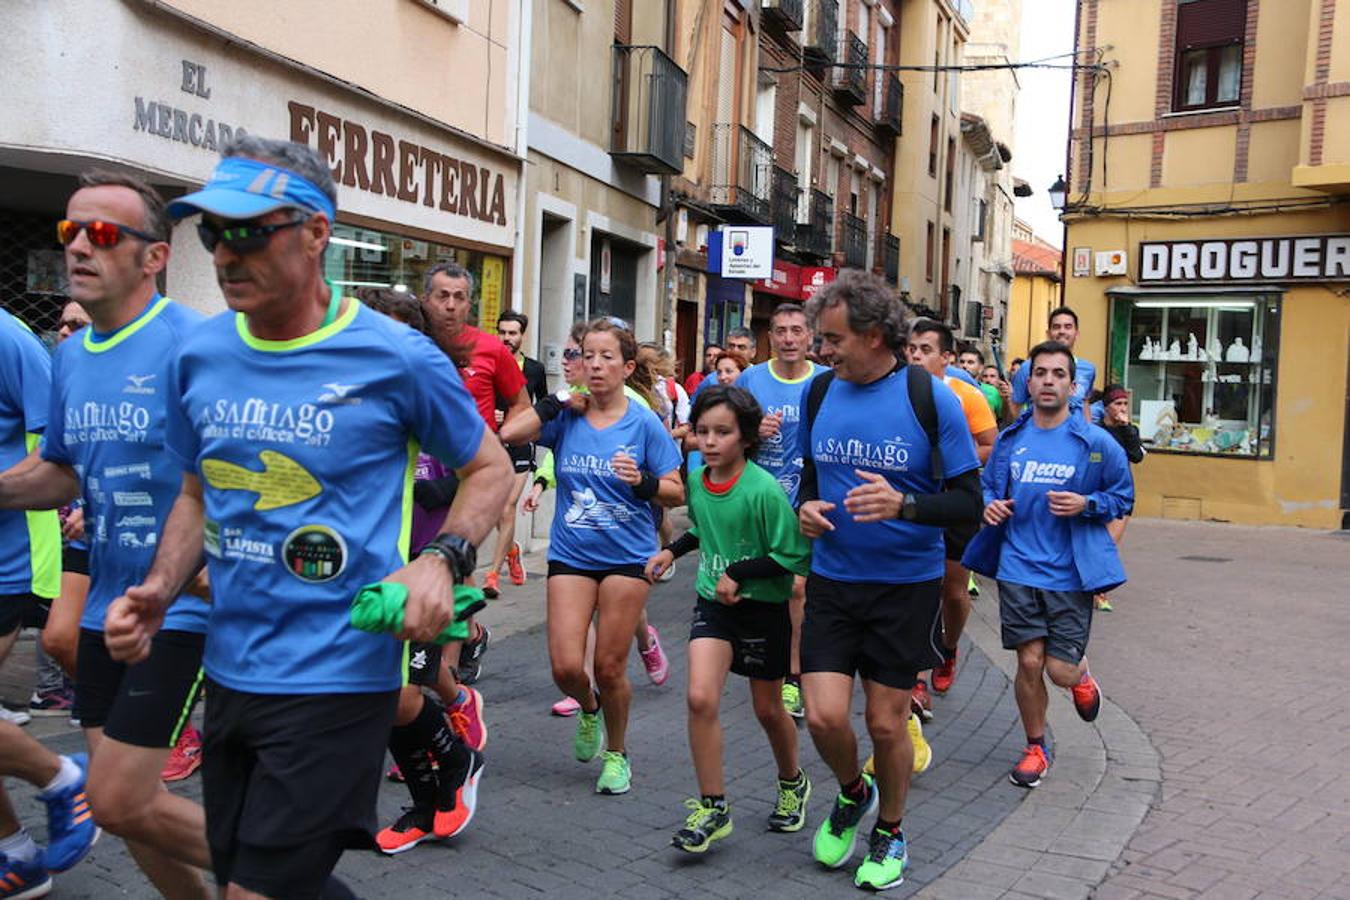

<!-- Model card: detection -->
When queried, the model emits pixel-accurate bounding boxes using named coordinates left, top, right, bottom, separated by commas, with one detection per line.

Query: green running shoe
left=595, top=750, right=631, bottom=794
left=671, top=798, right=732, bottom=852
left=574, top=707, right=603, bottom=762
left=813, top=773, right=876, bottom=868
left=781, top=681, right=805, bottom=719
left=767, top=770, right=811, bottom=832
left=854, top=827, right=908, bottom=890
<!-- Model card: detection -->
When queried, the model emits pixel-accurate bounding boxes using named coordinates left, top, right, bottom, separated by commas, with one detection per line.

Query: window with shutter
left=1173, top=0, right=1246, bottom=111
left=614, top=0, right=631, bottom=44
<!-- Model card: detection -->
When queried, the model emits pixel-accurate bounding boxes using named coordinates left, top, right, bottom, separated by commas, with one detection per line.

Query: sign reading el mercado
left=1139, top=235, right=1350, bottom=284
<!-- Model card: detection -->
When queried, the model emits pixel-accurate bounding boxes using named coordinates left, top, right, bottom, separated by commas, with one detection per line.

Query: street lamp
left=1048, top=175, right=1067, bottom=211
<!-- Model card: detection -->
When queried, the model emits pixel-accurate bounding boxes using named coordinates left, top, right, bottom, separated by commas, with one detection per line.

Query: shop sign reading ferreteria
left=1139, top=235, right=1350, bottom=284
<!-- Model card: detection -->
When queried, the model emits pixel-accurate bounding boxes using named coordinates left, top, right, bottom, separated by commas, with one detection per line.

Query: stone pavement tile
left=940, top=858, right=1025, bottom=890
left=1091, top=882, right=1146, bottom=900
left=1193, top=877, right=1260, bottom=900
left=1013, top=869, right=1098, bottom=899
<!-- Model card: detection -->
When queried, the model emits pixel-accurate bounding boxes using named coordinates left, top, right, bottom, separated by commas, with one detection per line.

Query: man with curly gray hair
left=795, top=270, right=984, bottom=890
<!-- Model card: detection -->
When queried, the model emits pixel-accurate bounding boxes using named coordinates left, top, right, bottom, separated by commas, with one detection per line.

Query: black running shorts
left=406, top=641, right=443, bottom=687
left=508, top=442, right=536, bottom=474
left=943, top=521, right=980, bottom=563
left=996, top=581, right=1094, bottom=664
left=63, top=545, right=90, bottom=576
left=689, top=596, right=791, bottom=680
left=201, top=680, right=397, bottom=898
left=546, top=560, right=649, bottom=583
left=0, top=594, right=51, bottom=637
left=74, top=628, right=204, bottom=747
left=801, top=574, right=944, bottom=690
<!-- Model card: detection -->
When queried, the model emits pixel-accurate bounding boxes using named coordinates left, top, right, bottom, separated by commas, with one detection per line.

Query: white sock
left=38, top=754, right=81, bottom=797
left=0, top=828, right=40, bottom=863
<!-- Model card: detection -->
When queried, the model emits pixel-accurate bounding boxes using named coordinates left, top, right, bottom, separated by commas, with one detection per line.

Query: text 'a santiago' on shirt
left=164, top=299, right=485, bottom=694
left=803, top=368, right=980, bottom=584
left=42, top=296, right=209, bottom=633
left=538, top=397, right=682, bottom=570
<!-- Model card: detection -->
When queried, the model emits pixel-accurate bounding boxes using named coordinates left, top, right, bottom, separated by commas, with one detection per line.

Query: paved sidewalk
left=3, top=541, right=1035, bottom=898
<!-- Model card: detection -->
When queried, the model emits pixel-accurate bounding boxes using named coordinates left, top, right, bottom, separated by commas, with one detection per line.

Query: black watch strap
left=418, top=533, right=477, bottom=582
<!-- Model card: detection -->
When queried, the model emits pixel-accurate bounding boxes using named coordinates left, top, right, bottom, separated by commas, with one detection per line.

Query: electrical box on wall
left=1095, top=250, right=1127, bottom=276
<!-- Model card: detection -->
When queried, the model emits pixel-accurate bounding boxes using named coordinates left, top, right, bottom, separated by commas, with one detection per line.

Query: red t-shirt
left=451, top=326, right=526, bottom=431
left=683, top=371, right=706, bottom=396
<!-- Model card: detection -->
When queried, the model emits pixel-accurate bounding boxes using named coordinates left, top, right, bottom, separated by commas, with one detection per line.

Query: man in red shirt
left=422, top=263, right=528, bottom=684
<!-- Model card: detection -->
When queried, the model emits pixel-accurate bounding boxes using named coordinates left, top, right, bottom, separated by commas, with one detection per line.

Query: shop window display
left=1108, top=295, right=1279, bottom=457
left=323, top=223, right=508, bottom=331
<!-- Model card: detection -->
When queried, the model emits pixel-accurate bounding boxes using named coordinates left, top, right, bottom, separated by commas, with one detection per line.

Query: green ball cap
left=349, top=582, right=486, bottom=644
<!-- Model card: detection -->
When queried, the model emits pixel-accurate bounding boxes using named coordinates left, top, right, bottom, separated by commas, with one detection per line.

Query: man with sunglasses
left=105, top=134, right=512, bottom=900
left=0, top=168, right=215, bottom=898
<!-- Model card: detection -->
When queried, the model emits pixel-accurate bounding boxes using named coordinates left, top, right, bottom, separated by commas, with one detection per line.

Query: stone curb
left=915, top=583, right=1162, bottom=900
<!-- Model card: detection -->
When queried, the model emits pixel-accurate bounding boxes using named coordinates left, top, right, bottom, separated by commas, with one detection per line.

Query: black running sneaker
left=671, top=798, right=732, bottom=853
left=457, top=624, right=491, bottom=684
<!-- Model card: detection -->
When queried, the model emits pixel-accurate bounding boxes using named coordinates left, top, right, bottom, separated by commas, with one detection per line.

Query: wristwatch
left=418, top=533, right=477, bottom=583
left=899, top=493, right=918, bottom=521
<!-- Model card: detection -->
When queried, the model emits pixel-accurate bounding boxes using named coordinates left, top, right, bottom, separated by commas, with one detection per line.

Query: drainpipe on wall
left=659, top=0, right=678, bottom=349
left=512, top=0, right=534, bottom=351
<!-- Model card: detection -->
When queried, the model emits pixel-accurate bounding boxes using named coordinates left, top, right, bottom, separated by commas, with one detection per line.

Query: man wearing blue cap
left=106, top=135, right=513, bottom=900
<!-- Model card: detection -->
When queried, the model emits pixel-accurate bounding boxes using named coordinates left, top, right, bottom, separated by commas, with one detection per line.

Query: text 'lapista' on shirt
left=687, top=460, right=811, bottom=603
left=164, top=299, right=485, bottom=694
left=0, top=309, right=58, bottom=598
left=802, top=368, right=980, bottom=584
left=735, top=361, right=827, bottom=506
left=42, top=297, right=209, bottom=632
left=537, top=398, right=682, bottom=570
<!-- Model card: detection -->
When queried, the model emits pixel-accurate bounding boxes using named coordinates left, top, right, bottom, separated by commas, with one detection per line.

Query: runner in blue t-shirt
left=501, top=318, right=684, bottom=797
left=1010, top=306, right=1097, bottom=417
left=795, top=272, right=983, bottom=891
left=975, top=341, right=1132, bottom=790
left=0, top=172, right=214, bottom=895
left=733, top=302, right=825, bottom=721
left=101, top=139, right=513, bottom=899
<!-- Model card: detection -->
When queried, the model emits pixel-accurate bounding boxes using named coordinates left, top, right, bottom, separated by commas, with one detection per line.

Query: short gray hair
left=221, top=134, right=338, bottom=212
left=727, top=326, right=756, bottom=347
left=424, top=262, right=476, bottom=298
left=805, top=269, right=908, bottom=351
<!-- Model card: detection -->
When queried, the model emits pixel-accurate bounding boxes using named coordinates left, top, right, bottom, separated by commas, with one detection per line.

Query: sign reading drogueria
left=1139, top=235, right=1350, bottom=284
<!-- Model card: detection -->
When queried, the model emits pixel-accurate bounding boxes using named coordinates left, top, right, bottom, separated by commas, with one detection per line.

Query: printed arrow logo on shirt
left=200, top=450, right=321, bottom=511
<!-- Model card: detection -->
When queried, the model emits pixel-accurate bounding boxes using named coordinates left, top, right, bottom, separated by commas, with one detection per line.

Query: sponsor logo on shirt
left=114, top=514, right=156, bottom=528
left=561, top=487, right=641, bottom=530
left=103, top=462, right=153, bottom=480
left=117, top=531, right=157, bottom=549
left=318, top=382, right=364, bottom=406
left=1009, top=460, right=1077, bottom=485
left=123, top=374, right=157, bottom=395
left=112, top=491, right=154, bottom=507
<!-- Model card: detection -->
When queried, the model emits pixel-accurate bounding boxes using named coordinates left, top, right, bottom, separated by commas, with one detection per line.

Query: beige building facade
left=0, top=0, right=523, bottom=332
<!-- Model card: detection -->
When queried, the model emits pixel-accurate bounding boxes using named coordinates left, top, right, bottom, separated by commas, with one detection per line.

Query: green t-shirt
left=978, top=382, right=1003, bottom=418
left=688, top=460, right=811, bottom=604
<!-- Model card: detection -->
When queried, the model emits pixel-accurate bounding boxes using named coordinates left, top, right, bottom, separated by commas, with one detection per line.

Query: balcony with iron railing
left=762, top=0, right=803, bottom=32
left=802, top=0, right=838, bottom=65
left=840, top=211, right=867, bottom=269
left=832, top=32, right=868, bottom=106
left=875, top=74, right=903, bottom=138
left=610, top=44, right=689, bottom=176
left=796, top=189, right=833, bottom=259
left=710, top=124, right=772, bottom=224
left=883, top=233, right=900, bottom=284
left=771, top=167, right=800, bottom=244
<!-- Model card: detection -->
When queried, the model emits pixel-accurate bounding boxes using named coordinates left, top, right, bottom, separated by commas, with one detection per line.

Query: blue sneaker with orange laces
left=39, top=753, right=99, bottom=873
left=0, top=849, right=50, bottom=898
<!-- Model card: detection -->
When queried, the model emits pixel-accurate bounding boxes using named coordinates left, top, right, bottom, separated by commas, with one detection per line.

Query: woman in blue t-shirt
left=501, top=319, right=684, bottom=796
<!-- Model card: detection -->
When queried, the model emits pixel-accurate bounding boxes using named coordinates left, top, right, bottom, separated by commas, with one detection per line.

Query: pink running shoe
left=446, top=687, right=487, bottom=752
left=639, top=625, right=669, bottom=685
left=551, top=696, right=581, bottom=717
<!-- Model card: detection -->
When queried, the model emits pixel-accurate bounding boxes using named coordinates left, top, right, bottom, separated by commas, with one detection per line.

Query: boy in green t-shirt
left=646, top=385, right=812, bottom=854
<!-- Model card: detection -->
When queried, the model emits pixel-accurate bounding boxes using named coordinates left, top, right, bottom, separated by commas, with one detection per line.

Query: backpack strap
left=803, top=370, right=835, bottom=432
left=905, top=364, right=944, bottom=482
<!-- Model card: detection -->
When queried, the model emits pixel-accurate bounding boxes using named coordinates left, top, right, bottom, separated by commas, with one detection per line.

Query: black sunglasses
left=197, top=216, right=306, bottom=255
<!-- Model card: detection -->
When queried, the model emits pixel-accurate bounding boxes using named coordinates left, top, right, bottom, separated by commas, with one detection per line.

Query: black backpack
left=803, top=363, right=945, bottom=482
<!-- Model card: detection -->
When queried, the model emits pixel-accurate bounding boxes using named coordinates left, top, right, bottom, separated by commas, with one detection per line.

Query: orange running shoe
left=446, top=687, right=487, bottom=752
left=1072, top=671, right=1102, bottom=722
left=433, top=748, right=484, bottom=838
left=1009, top=744, right=1050, bottom=788
left=506, top=541, right=526, bottom=586
left=910, top=680, right=933, bottom=723
left=931, top=650, right=958, bottom=694
left=376, top=805, right=438, bottom=854
left=482, top=570, right=500, bottom=599
left=161, top=725, right=203, bottom=782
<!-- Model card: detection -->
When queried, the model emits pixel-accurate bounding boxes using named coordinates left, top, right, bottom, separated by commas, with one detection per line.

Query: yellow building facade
left=1008, top=219, right=1063, bottom=361
left=1065, top=0, right=1350, bottom=529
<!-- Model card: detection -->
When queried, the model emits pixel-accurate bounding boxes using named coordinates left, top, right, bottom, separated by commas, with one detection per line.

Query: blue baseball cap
left=167, top=156, right=337, bottom=222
